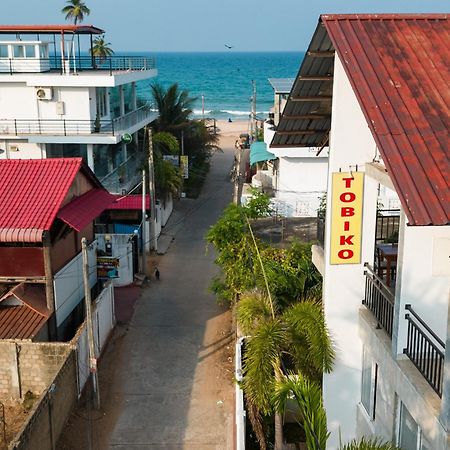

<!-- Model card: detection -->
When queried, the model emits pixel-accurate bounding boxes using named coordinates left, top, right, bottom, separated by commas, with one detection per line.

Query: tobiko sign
left=330, top=172, right=364, bottom=264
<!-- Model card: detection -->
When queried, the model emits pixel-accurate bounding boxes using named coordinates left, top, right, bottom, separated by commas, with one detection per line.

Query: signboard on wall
left=163, top=155, right=180, bottom=167
left=97, top=256, right=120, bottom=279
left=330, top=172, right=364, bottom=264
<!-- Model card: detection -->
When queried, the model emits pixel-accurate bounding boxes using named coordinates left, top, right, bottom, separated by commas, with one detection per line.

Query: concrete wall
left=0, top=341, right=70, bottom=398
left=322, top=54, right=380, bottom=448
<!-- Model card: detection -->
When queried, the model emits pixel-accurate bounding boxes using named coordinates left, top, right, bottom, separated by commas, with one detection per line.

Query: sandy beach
left=214, top=119, right=249, bottom=149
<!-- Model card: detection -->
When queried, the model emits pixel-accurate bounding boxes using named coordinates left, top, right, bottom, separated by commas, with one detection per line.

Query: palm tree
left=151, top=83, right=196, bottom=132
left=61, top=0, right=90, bottom=24
left=90, top=36, right=114, bottom=63
left=273, top=376, right=400, bottom=450
left=237, top=294, right=335, bottom=449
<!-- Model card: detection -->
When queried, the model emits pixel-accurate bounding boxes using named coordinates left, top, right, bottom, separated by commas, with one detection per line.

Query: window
left=13, top=45, right=35, bottom=58
left=96, top=87, right=108, bottom=117
left=39, top=45, right=49, bottom=59
left=361, top=349, right=377, bottom=419
left=0, top=45, right=8, bottom=58
left=397, top=403, right=429, bottom=450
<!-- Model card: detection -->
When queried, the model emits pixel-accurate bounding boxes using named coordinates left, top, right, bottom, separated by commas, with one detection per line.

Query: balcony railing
left=363, top=263, right=395, bottom=338
left=0, top=106, right=155, bottom=137
left=0, top=55, right=156, bottom=75
left=376, top=209, right=400, bottom=243
left=100, top=153, right=143, bottom=194
left=404, top=304, right=445, bottom=397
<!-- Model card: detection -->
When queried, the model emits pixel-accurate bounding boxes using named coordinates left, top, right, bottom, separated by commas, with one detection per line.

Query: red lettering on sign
left=342, top=177, right=354, bottom=188
left=344, top=221, right=350, bottom=231
left=340, top=192, right=356, bottom=203
left=341, top=207, right=355, bottom=217
left=338, top=249, right=354, bottom=259
left=340, top=235, right=354, bottom=245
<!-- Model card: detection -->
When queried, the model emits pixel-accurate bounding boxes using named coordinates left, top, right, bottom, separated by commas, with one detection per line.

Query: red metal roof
left=0, top=284, right=49, bottom=340
left=58, top=188, right=115, bottom=231
left=109, top=194, right=150, bottom=210
left=322, top=14, right=450, bottom=226
left=0, top=24, right=104, bottom=34
left=0, top=158, right=103, bottom=242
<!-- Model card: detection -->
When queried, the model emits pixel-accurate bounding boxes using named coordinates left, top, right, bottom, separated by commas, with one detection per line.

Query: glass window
left=39, top=45, right=48, bottom=59
left=123, top=83, right=133, bottom=114
left=13, top=45, right=25, bottom=58
left=24, top=45, right=35, bottom=58
left=96, top=87, right=108, bottom=117
left=398, top=404, right=419, bottom=449
left=0, top=45, right=8, bottom=58
left=361, top=349, right=377, bottom=420
left=46, top=143, right=87, bottom=162
left=109, top=86, right=121, bottom=119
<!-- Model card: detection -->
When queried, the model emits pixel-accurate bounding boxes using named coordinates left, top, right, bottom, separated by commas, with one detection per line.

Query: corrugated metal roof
left=322, top=14, right=450, bottom=226
left=0, top=24, right=104, bottom=35
left=58, top=188, right=115, bottom=231
left=109, top=194, right=151, bottom=211
left=0, top=158, right=104, bottom=242
left=0, top=284, right=49, bottom=340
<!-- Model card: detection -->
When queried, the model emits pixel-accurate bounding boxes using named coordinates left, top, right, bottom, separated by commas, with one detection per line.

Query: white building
left=0, top=24, right=158, bottom=194
left=265, top=78, right=329, bottom=217
left=274, top=14, right=450, bottom=449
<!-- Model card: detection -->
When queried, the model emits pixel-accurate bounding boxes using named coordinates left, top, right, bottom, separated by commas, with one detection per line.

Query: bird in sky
left=224, top=44, right=234, bottom=49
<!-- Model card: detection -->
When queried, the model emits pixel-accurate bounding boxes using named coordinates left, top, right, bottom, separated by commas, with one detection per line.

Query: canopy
left=250, top=142, right=275, bottom=166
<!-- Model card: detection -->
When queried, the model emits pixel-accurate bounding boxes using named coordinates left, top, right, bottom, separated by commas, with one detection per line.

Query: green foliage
left=62, top=0, right=90, bottom=24
left=273, top=375, right=329, bottom=450
left=340, top=438, right=400, bottom=450
left=245, top=187, right=272, bottom=219
left=153, top=131, right=180, bottom=155
left=90, top=36, right=114, bottom=61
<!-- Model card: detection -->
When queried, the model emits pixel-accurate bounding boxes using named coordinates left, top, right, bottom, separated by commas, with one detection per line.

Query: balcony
left=404, top=305, right=445, bottom=397
left=0, top=55, right=156, bottom=75
left=363, top=263, right=395, bottom=338
left=100, top=153, right=142, bottom=194
left=0, top=105, right=156, bottom=137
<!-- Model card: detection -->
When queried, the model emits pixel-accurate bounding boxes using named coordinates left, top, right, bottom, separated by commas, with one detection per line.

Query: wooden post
left=42, top=232, right=55, bottom=311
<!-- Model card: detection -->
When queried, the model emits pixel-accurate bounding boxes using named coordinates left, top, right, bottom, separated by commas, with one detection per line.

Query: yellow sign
left=330, top=172, right=364, bottom=264
left=180, top=155, right=189, bottom=179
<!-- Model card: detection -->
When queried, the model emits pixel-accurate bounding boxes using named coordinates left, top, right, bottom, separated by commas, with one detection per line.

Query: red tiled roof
left=109, top=194, right=150, bottom=210
left=58, top=188, right=115, bottom=231
left=0, top=158, right=103, bottom=242
left=321, top=14, right=450, bottom=226
left=0, top=284, right=49, bottom=340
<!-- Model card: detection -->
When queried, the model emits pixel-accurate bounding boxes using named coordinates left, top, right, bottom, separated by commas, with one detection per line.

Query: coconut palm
left=273, top=376, right=400, bottom=450
left=151, top=83, right=196, bottom=132
left=237, top=294, right=335, bottom=449
left=90, top=36, right=114, bottom=63
left=61, top=0, right=90, bottom=24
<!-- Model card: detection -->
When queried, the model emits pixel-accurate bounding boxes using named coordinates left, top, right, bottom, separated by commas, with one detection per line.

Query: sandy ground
left=58, top=121, right=246, bottom=450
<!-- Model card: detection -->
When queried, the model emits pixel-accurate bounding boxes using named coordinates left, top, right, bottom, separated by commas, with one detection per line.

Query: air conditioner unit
left=36, top=87, right=53, bottom=100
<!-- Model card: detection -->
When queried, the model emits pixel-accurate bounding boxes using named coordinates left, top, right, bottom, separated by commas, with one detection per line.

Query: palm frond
left=236, top=291, right=273, bottom=335
left=340, top=437, right=400, bottom=450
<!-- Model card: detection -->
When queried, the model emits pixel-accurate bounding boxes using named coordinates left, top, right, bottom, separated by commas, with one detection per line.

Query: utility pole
left=233, top=141, right=242, bottom=206
left=141, top=169, right=147, bottom=276
left=81, top=238, right=100, bottom=410
left=251, top=80, right=257, bottom=143
left=148, top=127, right=157, bottom=253
left=181, top=129, right=185, bottom=156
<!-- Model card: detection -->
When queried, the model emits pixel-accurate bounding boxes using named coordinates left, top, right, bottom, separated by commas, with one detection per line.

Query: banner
left=97, top=256, right=120, bottom=279
left=180, top=155, right=189, bottom=179
left=163, top=155, right=179, bottom=167
left=330, top=172, right=364, bottom=264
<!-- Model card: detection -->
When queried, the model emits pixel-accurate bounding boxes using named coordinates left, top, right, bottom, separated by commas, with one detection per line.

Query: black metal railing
left=404, top=304, right=445, bottom=397
left=363, top=263, right=395, bottom=338
left=375, top=209, right=400, bottom=243
left=0, top=55, right=156, bottom=75
left=317, top=212, right=325, bottom=247
left=0, top=106, right=155, bottom=136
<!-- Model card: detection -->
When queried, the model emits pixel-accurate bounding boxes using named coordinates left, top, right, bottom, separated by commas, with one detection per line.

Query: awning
left=57, top=189, right=115, bottom=232
left=109, top=194, right=150, bottom=211
left=250, top=142, right=276, bottom=166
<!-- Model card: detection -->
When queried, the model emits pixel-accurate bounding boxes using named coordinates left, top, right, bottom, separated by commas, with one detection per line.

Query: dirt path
left=59, top=121, right=247, bottom=450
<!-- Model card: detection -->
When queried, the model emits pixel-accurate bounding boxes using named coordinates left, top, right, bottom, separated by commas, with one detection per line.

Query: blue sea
left=134, top=52, right=305, bottom=121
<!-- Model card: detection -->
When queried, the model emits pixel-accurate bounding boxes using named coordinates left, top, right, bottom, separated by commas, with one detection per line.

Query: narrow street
left=107, top=129, right=241, bottom=449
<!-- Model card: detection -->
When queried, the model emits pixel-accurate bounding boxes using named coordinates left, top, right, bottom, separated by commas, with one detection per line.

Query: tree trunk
left=274, top=412, right=284, bottom=450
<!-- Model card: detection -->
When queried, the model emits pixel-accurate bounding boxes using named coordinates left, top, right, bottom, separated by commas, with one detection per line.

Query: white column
left=87, top=144, right=94, bottom=171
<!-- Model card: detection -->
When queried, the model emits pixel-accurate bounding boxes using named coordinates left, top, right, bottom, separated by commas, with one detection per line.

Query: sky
left=3, top=0, right=449, bottom=51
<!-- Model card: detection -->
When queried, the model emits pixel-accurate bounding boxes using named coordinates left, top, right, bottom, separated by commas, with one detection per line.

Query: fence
left=404, top=304, right=445, bottom=397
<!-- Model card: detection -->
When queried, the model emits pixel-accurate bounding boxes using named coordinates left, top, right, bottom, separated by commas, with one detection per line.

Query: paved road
left=109, top=147, right=235, bottom=449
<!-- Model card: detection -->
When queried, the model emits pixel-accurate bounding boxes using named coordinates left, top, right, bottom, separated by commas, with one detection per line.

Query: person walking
left=154, top=267, right=160, bottom=280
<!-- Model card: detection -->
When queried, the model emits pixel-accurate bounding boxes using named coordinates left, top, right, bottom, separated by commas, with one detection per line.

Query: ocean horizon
left=128, top=51, right=306, bottom=121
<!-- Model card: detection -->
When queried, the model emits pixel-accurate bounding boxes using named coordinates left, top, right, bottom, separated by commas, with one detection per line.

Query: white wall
left=395, top=222, right=450, bottom=354
left=53, top=241, right=98, bottom=327
left=322, top=54, right=380, bottom=448
left=0, top=139, right=43, bottom=159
